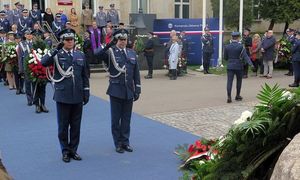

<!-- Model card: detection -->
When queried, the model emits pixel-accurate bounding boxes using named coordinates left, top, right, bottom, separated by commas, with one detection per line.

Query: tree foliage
left=211, top=0, right=254, bottom=30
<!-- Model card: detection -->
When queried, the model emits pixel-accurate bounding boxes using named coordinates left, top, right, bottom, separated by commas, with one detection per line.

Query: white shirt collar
left=63, top=48, right=74, bottom=54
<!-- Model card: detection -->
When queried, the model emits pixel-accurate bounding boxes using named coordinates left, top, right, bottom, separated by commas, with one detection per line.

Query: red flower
left=188, top=144, right=195, bottom=153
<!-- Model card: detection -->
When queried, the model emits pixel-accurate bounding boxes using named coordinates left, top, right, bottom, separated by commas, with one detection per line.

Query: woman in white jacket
left=168, top=36, right=180, bottom=80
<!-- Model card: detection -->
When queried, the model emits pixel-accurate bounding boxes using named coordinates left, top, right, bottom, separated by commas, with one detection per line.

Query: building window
left=131, top=0, right=149, bottom=13
left=174, top=0, right=190, bottom=19
left=252, top=0, right=260, bottom=20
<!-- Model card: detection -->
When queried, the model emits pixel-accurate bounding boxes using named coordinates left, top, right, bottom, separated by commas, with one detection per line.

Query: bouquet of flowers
left=25, top=40, right=53, bottom=84
left=1, top=42, right=18, bottom=69
left=75, top=34, right=84, bottom=51
left=134, top=36, right=145, bottom=55
left=277, top=38, right=292, bottom=63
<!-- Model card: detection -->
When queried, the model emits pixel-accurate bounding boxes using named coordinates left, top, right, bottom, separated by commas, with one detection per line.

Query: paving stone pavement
left=146, top=101, right=258, bottom=139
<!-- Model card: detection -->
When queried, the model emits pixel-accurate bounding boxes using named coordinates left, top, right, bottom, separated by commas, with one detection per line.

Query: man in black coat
left=242, top=28, right=252, bottom=78
left=41, top=29, right=90, bottom=163
left=289, top=31, right=300, bottom=87
left=144, top=32, right=155, bottom=79
left=201, top=27, right=214, bottom=74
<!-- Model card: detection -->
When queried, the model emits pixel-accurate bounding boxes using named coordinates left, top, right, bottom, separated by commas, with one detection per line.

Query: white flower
left=234, top=110, right=253, bottom=125
left=10, top=55, right=14, bottom=58
left=37, top=48, right=42, bottom=54
left=282, top=90, right=293, bottom=100
left=29, top=54, right=34, bottom=58
left=43, top=49, right=48, bottom=54
left=34, top=60, right=38, bottom=64
left=199, top=160, right=206, bottom=165
left=28, top=58, right=35, bottom=63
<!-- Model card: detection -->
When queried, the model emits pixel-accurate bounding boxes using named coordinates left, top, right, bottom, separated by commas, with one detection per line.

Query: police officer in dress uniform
left=224, top=32, right=254, bottom=103
left=0, top=11, right=10, bottom=33
left=19, top=30, right=34, bottom=105
left=96, top=6, right=107, bottom=33
left=3, top=4, right=14, bottom=26
left=43, top=30, right=53, bottom=48
left=285, top=28, right=296, bottom=76
left=18, top=9, right=33, bottom=36
left=52, top=13, right=65, bottom=39
left=12, top=2, right=22, bottom=26
left=201, top=27, right=214, bottom=74
left=41, top=29, right=90, bottom=163
left=107, top=4, right=119, bottom=27
left=242, top=28, right=252, bottom=78
left=289, top=31, right=300, bottom=87
left=30, top=3, right=42, bottom=25
left=95, top=29, right=141, bottom=153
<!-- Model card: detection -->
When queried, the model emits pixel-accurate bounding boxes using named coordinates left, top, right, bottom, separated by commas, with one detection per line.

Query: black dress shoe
left=289, top=83, right=299, bottom=87
left=35, top=105, right=41, bottom=113
left=227, top=98, right=232, bottom=103
left=20, top=90, right=25, bottom=94
left=235, top=96, right=243, bottom=101
left=27, top=102, right=33, bottom=106
left=62, top=153, right=70, bottom=163
left=116, top=146, right=124, bottom=153
left=41, top=105, right=49, bottom=113
left=16, top=89, right=21, bottom=95
left=144, top=75, right=153, bottom=79
left=70, top=153, right=82, bottom=161
left=122, top=145, right=133, bottom=152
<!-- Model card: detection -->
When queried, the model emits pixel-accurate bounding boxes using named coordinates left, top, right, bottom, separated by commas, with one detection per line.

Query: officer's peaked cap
left=113, top=29, right=129, bottom=39
left=110, top=4, right=115, bottom=7
left=22, top=9, right=28, bottom=13
left=0, top=10, right=5, bottom=15
left=231, top=31, right=240, bottom=37
left=56, top=13, right=62, bottom=18
left=58, top=29, right=76, bottom=40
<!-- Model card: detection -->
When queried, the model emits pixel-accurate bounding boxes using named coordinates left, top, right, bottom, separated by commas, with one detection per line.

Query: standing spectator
left=168, top=36, right=180, bottom=80
left=144, top=32, right=155, bottom=79
left=179, top=31, right=189, bottom=73
left=81, top=4, right=93, bottom=31
left=105, top=27, right=113, bottom=45
left=102, top=20, right=113, bottom=44
left=0, top=10, right=10, bottom=33
left=88, top=21, right=102, bottom=51
left=289, top=31, right=300, bottom=87
left=43, top=8, right=54, bottom=30
left=107, top=4, right=119, bottom=27
left=69, top=8, right=80, bottom=33
left=59, top=9, right=68, bottom=26
left=261, top=30, right=276, bottom=79
left=224, top=32, right=253, bottom=103
left=30, top=3, right=42, bottom=25
left=83, top=31, right=92, bottom=78
left=3, top=4, right=14, bottom=26
left=201, top=27, right=214, bottom=74
left=250, top=34, right=262, bottom=76
left=242, top=28, right=252, bottom=78
left=96, top=6, right=107, bottom=33
left=285, top=28, right=296, bottom=76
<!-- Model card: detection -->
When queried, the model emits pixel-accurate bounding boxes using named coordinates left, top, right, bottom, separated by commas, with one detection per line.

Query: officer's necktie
left=121, top=49, right=127, bottom=60
left=68, top=51, right=73, bottom=57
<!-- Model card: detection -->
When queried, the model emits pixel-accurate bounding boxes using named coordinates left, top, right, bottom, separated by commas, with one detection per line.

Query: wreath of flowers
left=1, top=42, right=18, bottom=70
left=25, top=40, right=53, bottom=84
left=277, top=38, right=292, bottom=62
left=74, top=33, right=84, bottom=51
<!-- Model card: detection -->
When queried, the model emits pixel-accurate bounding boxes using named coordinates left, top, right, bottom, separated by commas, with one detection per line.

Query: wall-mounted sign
left=57, top=0, right=73, bottom=6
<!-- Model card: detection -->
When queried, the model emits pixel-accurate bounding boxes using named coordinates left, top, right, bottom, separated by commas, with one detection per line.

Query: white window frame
left=174, top=0, right=190, bottom=19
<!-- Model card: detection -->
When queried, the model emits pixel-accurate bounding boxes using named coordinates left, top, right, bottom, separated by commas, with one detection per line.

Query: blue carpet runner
left=0, top=84, right=198, bottom=180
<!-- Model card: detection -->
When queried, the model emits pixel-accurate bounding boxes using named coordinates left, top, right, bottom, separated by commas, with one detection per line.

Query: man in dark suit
left=95, top=29, right=141, bottom=153
left=41, top=29, right=90, bottom=163
left=242, top=28, right=252, bottom=78
left=261, top=30, right=276, bottom=79
left=144, top=32, right=155, bottom=79
left=224, top=32, right=253, bottom=103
